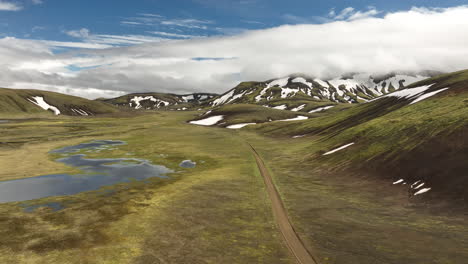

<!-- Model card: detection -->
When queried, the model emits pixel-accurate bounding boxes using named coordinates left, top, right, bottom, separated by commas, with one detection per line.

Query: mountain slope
left=205, top=72, right=437, bottom=108
left=249, top=70, right=468, bottom=206
left=100, top=92, right=217, bottom=110
left=0, top=88, right=119, bottom=117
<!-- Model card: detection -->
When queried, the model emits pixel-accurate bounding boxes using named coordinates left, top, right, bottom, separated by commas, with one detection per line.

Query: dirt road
left=250, top=144, right=318, bottom=264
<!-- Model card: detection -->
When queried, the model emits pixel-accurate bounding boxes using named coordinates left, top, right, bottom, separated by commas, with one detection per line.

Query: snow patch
left=267, top=77, right=290, bottom=88
left=281, top=88, right=299, bottom=98
left=189, top=115, right=224, bottom=126
left=314, top=79, right=329, bottom=88
left=292, top=77, right=312, bottom=88
left=292, top=135, right=306, bottom=138
left=27, top=96, right=61, bottom=115
left=226, top=91, right=246, bottom=104
left=329, top=78, right=361, bottom=91
left=393, top=179, right=404, bottom=185
left=181, top=95, right=194, bottom=102
left=130, top=96, right=169, bottom=109
left=278, top=116, right=309, bottom=122
left=272, top=104, right=288, bottom=110
left=357, top=96, right=369, bottom=102
left=410, top=88, right=449, bottom=104
left=410, top=181, right=421, bottom=188
left=212, top=90, right=234, bottom=106
left=378, top=84, right=434, bottom=101
left=255, top=87, right=269, bottom=102
left=291, top=104, right=306, bottom=112
left=255, top=77, right=290, bottom=102
left=309, top=105, right=335, bottom=113
left=71, top=108, right=89, bottom=116
left=226, top=123, right=256, bottom=129
left=414, top=188, right=431, bottom=196
left=323, top=143, right=355, bottom=156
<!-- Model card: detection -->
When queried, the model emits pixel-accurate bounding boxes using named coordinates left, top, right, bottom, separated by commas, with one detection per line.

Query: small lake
left=0, top=120, right=9, bottom=124
left=0, top=140, right=175, bottom=203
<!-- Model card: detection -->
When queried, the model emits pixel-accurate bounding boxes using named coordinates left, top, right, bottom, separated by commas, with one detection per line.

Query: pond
left=0, top=140, right=174, bottom=203
left=179, top=160, right=197, bottom=168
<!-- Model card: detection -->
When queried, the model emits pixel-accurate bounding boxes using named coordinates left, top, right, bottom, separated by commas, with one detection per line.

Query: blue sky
left=3, top=0, right=468, bottom=46
left=1, top=1, right=468, bottom=98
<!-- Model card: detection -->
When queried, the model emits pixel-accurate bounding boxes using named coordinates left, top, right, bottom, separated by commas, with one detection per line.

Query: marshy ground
left=0, top=111, right=466, bottom=264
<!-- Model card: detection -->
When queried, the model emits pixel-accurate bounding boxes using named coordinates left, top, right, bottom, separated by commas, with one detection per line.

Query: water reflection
left=0, top=140, right=173, bottom=203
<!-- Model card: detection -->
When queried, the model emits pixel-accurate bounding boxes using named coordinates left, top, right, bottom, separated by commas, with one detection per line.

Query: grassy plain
left=0, top=112, right=292, bottom=264
left=0, top=98, right=467, bottom=264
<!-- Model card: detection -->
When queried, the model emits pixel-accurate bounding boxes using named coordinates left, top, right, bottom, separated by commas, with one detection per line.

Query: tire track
left=249, top=144, right=318, bottom=264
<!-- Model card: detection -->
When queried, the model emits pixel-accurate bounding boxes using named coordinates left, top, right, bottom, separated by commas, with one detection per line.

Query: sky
left=1, top=0, right=468, bottom=98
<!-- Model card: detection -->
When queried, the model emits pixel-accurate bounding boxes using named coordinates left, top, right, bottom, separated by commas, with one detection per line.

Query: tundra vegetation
left=0, top=70, right=467, bottom=263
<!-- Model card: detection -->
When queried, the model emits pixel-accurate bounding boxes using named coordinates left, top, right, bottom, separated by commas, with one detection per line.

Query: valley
left=0, top=70, right=467, bottom=263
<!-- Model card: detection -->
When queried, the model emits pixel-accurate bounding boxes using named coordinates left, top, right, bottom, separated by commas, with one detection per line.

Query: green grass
left=201, top=104, right=300, bottom=125
left=0, top=112, right=292, bottom=264
left=239, top=130, right=468, bottom=264
left=1, top=70, right=467, bottom=263
left=0, top=88, right=118, bottom=118
left=194, top=103, right=354, bottom=127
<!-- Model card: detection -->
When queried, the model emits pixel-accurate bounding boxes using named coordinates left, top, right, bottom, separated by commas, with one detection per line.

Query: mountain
left=99, top=92, right=217, bottom=110
left=204, top=72, right=439, bottom=109
left=0, top=88, right=118, bottom=117
left=247, top=69, right=468, bottom=205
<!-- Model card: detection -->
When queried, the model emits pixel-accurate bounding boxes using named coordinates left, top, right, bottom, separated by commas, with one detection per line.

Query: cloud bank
left=0, top=1, right=22, bottom=11
left=1, top=6, right=468, bottom=98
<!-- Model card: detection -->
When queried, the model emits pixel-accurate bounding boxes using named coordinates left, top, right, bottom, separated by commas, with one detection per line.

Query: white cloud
left=1, top=6, right=468, bottom=99
left=66, top=28, right=90, bottom=38
left=148, top=31, right=202, bottom=39
left=160, top=18, right=213, bottom=29
left=121, top=14, right=215, bottom=31
left=329, top=6, right=381, bottom=21
left=121, top=21, right=143, bottom=25
left=334, top=7, right=355, bottom=20
left=41, top=40, right=113, bottom=49
left=65, top=28, right=165, bottom=46
left=32, top=0, right=43, bottom=5
left=0, top=1, right=22, bottom=11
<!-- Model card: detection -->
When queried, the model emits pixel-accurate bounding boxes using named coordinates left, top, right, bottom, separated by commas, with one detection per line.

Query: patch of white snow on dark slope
left=375, top=84, right=435, bottom=101
left=309, top=106, right=334, bottom=113
left=393, top=179, right=404, bottom=185
left=291, top=104, right=306, bottom=112
left=278, top=116, right=309, bottom=122
left=314, top=79, right=329, bottom=88
left=273, top=104, right=288, bottom=110
left=267, top=77, right=290, bottom=88
left=226, top=123, right=256, bottom=129
left=189, top=115, right=224, bottom=126
left=212, top=90, right=234, bottom=106
left=414, top=188, right=431, bottom=196
left=27, top=96, right=61, bottom=115
left=410, top=88, right=449, bottom=104
left=292, top=77, right=312, bottom=88
left=323, top=143, right=355, bottom=156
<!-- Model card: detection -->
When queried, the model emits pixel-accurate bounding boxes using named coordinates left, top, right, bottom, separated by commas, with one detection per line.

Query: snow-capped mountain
left=100, top=92, right=217, bottom=110
left=207, top=72, right=438, bottom=106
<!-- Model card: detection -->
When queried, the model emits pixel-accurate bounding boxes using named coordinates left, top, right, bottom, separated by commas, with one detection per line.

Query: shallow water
left=0, top=140, right=173, bottom=203
left=21, top=202, right=64, bottom=212
left=179, top=160, right=197, bottom=168
left=0, top=120, right=9, bottom=124
left=51, top=140, right=126, bottom=153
